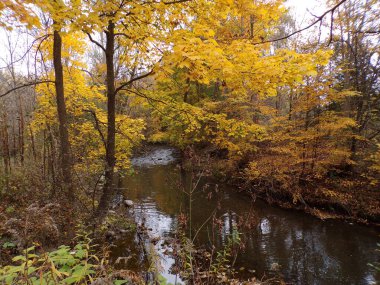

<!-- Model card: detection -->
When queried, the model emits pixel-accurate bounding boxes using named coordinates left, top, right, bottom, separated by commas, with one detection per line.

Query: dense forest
left=0, top=0, right=379, bottom=284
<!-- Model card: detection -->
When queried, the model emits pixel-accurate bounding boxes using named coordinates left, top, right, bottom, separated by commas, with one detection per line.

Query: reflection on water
left=112, top=147, right=379, bottom=285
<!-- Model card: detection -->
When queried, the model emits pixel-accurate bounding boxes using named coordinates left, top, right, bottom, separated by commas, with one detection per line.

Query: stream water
left=111, top=147, right=379, bottom=285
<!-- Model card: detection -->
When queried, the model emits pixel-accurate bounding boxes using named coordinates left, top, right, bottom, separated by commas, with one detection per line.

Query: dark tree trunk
left=12, top=123, right=16, bottom=158
left=29, top=125, right=36, bottom=161
left=212, top=80, right=219, bottom=99
left=53, top=29, right=74, bottom=200
left=43, top=130, right=46, bottom=176
left=18, top=95, right=24, bottom=166
left=47, top=126, right=57, bottom=197
left=2, top=111, right=11, bottom=174
left=96, top=21, right=116, bottom=217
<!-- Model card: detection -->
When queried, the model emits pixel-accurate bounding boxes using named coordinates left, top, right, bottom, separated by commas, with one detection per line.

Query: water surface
left=113, top=147, right=379, bottom=285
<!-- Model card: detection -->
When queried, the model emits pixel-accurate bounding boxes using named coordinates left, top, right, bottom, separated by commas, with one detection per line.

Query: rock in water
left=124, top=200, right=134, bottom=207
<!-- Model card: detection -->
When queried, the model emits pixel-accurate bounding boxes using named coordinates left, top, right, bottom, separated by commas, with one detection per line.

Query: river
left=111, top=147, right=379, bottom=285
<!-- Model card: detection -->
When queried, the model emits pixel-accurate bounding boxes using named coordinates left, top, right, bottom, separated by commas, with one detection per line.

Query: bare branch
left=0, top=34, right=51, bottom=70
left=115, top=70, right=154, bottom=95
left=355, top=30, right=380, bottom=34
left=253, top=0, right=347, bottom=45
left=0, top=80, right=54, bottom=98
left=327, top=9, right=335, bottom=45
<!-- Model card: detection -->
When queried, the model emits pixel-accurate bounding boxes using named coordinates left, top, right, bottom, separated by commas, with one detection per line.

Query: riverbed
left=111, top=147, right=379, bottom=285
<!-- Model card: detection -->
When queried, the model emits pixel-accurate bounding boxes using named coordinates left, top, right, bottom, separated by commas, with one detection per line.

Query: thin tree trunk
left=29, top=126, right=36, bottom=161
left=300, top=89, right=311, bottom=181
left=43, top=130, right=46, bottom=176
left=184, top=77, right=190, bottom=103
left=12, top=123, right=16, bottom=161
left=53, top=28, right=74, bottom=200
left=1, top=114, right=10, bottom=189
left=2, top=112, right=11, bottom=174
left=288, top=92, right=293, bottom=121
left=96, top=21, right=116, bottom=217
left=47, top=126, right=57, bottom=197
left=18, top=95, right=24, bottom=166
left=250, top=15, right=254, bottom=39
left=212, top=80, right=219, bottom=100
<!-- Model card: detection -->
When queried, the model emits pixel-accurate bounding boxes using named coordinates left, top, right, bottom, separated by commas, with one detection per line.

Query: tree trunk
left=96, top=21, right=116, bottom=217
left=53, top=28, right=74, bottom=200
left=47, top=126, right=57, bottom=197
left=18, top=95, right=24, bottom=166
left=2, top=111, right=11, bottom=174
left=29, top=126, right=36, bottom=161
left=184, top=77, right=190, bottom=103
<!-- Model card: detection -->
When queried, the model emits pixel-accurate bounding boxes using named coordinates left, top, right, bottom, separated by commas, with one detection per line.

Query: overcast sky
left=285, top=0, right=326, bottom=26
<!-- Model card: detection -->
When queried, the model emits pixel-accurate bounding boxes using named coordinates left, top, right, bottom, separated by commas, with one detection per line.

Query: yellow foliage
left=31, top=33, right=144, bottom=173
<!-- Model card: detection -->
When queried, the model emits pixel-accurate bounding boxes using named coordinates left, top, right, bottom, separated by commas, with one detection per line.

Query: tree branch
left=0, top=80, right=54, bottom=98
left=0, top=34, right=51, bottom=70
left=115, top=70, right=154, bottom=95
left=114, top=33, right=131, bottom=39
left=368, top=129, right=380, bottom=140
left=163, top=0, right=192, bottom=4
left=84, top=109, right=107, bottom=149
left=86, top=32, right=106, bottom=52
left=253, top=0, right=347, bottom=45
left=355, top=30, right=380, bottom=34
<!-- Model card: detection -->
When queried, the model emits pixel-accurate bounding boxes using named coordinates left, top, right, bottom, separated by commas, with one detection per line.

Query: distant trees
left=330, top=0, right=380, bottom=164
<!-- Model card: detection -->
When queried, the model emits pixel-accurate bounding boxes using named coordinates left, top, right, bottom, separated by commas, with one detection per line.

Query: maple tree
left=0, top=0, right=379, bottom=221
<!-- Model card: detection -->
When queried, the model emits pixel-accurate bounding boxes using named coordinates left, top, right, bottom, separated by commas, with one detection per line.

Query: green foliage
left=157, top=274, right=175, bottom=285
left=114, top=280, right=129, bottom=285
left=0, top=240, right=98, bottom=284
left=210, top=226, right=241, bottom=275
left=5, top=206, right=15, bottom=214
left=2, top=242, right=15, bottom=249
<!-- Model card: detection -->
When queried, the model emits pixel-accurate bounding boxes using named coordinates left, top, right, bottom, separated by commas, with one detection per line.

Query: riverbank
left=239, top=181, right=380, bottom=226
left=176, top=145, right=380, bottom=227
